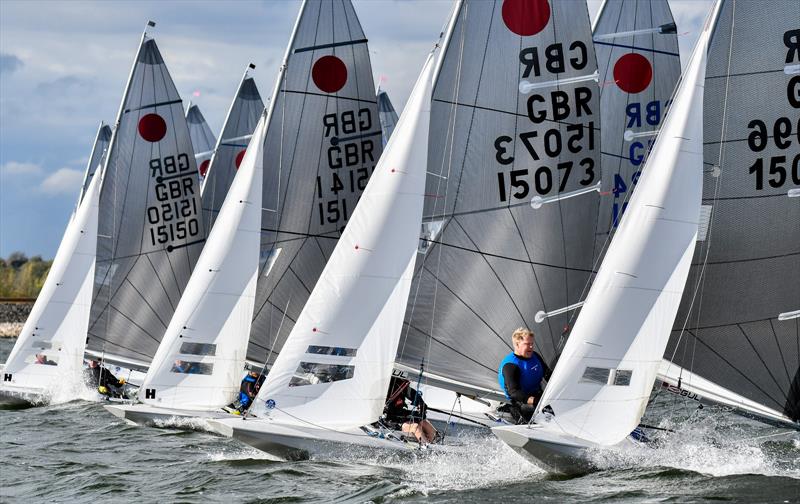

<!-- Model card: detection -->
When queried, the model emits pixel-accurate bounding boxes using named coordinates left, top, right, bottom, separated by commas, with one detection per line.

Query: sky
left=0, top=0, right=712, bottom=258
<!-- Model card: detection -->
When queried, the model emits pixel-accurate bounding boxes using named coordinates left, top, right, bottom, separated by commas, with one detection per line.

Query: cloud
left=39, top=168, right=83, bottom=195
left=0, top=53, right=23, bottom=74
left=35, top=75, right=93, bottom=95
left=1, top=161, right=42, bottom=175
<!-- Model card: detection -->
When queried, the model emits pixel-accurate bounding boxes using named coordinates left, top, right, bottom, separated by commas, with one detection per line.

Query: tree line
left=0, top=253, right=52, bottom=298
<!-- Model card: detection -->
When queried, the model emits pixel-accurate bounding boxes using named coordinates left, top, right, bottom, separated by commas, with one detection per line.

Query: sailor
left=84, top=360, right=127, bottom=398
left=34, top=353, right=56, bottom=365
left=498, top=327, right=552, bottom=423
left=381, top=375, right=438, bottom=445
left=228, top=370, right=266, bottom=414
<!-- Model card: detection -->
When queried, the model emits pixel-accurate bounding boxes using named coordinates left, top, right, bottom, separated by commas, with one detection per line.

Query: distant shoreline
left=0, top=301, right=33, bottom=338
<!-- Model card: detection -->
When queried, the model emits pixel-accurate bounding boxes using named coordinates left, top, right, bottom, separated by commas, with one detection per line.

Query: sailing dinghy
left=85, top=22, right=206, bottom=375
left=0, top=132, right=105, bottom=407
left=105, top=0, right=384, bottom=426
left=207, top=52, right=437, bottom=460
left=492, top=3, right=714, bottom=474
left=656, top=0, right=800, bottom=429
left=186, top=103, right=217, bottom=187
left=199, top=64, right=264, bottom=233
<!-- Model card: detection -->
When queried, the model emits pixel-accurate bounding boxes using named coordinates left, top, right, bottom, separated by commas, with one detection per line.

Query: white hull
left=207, top=417, right=463, bottom=461
left=104, top=403, right=235, bottom=429
left=0, top=385, right=47, bottom=408
left=492, top=424, right=639, bottom=476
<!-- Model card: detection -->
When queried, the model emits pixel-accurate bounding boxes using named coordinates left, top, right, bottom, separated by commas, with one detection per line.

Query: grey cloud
left=35, top=75, right=94, bottom=95
left=0, top=53, right=23, bottom=74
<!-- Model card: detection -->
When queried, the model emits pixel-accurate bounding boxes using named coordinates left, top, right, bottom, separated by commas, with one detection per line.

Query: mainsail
left=78, top=123, right=112, bottom=205
left=186, top=103, right=217, bottom=185
left=88, top=26, right=205, bottom=365
left=247, top=0, right=383, bottom=365
left=592, top=0, right=681, bottom=258
left=377, top=87, right=399, bottom=145
left=253, top=53, right=434, bottom=428
left=2, top=155, right=102, bottom=398
left=140, top=112, right=268, bottom=410
left=664, top=0, right=800, bottom=425
left=396, top=0, right=602, bottom=393
left=200, top=66, right=264, bottom=233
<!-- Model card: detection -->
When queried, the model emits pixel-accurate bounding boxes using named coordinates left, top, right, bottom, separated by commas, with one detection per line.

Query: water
left=1, top=338, right=798, bottom=503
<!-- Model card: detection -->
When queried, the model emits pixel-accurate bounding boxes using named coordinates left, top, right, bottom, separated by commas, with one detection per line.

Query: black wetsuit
left=500, top=352, right=552, bottom=423
left=84, top=365, right=124, bottom=390
left=382, top=376, right=427, bottom=429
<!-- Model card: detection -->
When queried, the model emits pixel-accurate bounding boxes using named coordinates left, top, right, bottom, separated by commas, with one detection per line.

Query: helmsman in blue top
left=498, top=327, right=552, bottom=423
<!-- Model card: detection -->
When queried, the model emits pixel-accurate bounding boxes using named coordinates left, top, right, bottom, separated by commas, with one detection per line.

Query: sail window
left=418, top=220, right=445, bottom=254
left=613, top=369, right=632, bottom=386
left=179, top=342, right=217, bottom=356
left=289, top=362, right=354, bottom=387
left=306, top=345, right=357, bottom=357
left=29, top=340, right=53, bottom=350
left=581, top=366, right=611, bottom=384
left=260, top=248, right=282, bottom=277
left=697, top=205, right=713, bottom=241
left=170, top=360, right=213, bottom=375
left=25, top=353, right=58, bottom=366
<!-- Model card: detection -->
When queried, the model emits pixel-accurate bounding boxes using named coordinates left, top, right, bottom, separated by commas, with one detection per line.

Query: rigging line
left=700, top=193, right=791, bottom=201
left=692, top=250, right=800, bottom=266
left=402, top=321, right=500, bottom=375
left=705, top=68, right=788, bottom=80
left=244, top=297, right=291, bottom=418
left=735, top=323, right=790, bottom=402
left=682, top=328, right=787, bottom=411
left=687, top=0, right=737, bottom=381
left=674, top=316, right=781, bottom=332
left=451, top=217, right=534, bottom=328
left=420, top=261, right=511, bottom=352
left=768, top=318, right=794, bottom=390
left=420, top=237, right=597, bottom=272
left=549, top=4, right=572, bottom=349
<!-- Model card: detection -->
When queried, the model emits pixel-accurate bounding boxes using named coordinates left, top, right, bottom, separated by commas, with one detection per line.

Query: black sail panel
left=88, top=36, right=205, bottom=363
left=592, top=0, right=681, bottom=260
left=247, top=0, right=383, bottom=364
left=666, top=0, right=800, bottom=423
left=200, top=74, right=264, bottom=232
left=377, top=88, right=399, bottom=146
left=397, top=0, right=602, bottom=391
left=186, top=103, right=217, bottom=186
left=79, top=123, right=112, bottom=205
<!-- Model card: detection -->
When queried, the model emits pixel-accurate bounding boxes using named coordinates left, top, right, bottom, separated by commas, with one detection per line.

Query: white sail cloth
left=2, top=163, right=101, bottom=395
left=253, top=53, right=435, bottom=430
left=140, top=111, right=268, bottom=411
left=532, top=22, right=711, bottom=446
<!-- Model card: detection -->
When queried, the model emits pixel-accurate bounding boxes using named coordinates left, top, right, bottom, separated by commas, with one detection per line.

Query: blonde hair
left=511, top=327, right=534, bottom=344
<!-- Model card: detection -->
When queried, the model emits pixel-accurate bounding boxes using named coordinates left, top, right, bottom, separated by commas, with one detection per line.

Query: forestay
left=665, top=0, right=800, bottom=425
left=88, top=30, right=205, bottom=364
left=592, top=0, right=681, bottom=258
left=533, top=21, right=709, bottom=446
left=78, top=123, right=112, bottom=205
left=377, top=87, right=399, bottom=146
left=140, top=112, right=268, bottom=410
left=186, top=103, right=217, bottom=186
left=2, top=158, right=102, bottom=395
left=247, top=0, right=383, bottom=365
left=253, top=53, right=434, bottom=429
left=200, top=68, right=264, bottom=233
left=396, top=0, right=601, bottom=392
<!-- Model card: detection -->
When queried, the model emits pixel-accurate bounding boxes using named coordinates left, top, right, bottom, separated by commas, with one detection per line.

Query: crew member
left=228, top=370, right=266, bottom=414
left=84, top=360, right=127, bottom=398
left=498, top=327, right=552, bottom=423
left=382, top=375, right=438, bottom=445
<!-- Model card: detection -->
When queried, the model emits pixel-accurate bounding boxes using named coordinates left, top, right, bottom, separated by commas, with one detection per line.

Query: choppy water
left=1, top=338, right=798, bottom=503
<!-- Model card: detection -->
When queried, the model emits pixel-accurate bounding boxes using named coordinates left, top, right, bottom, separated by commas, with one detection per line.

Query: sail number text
left=146, top=153, right=202, bottom=247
